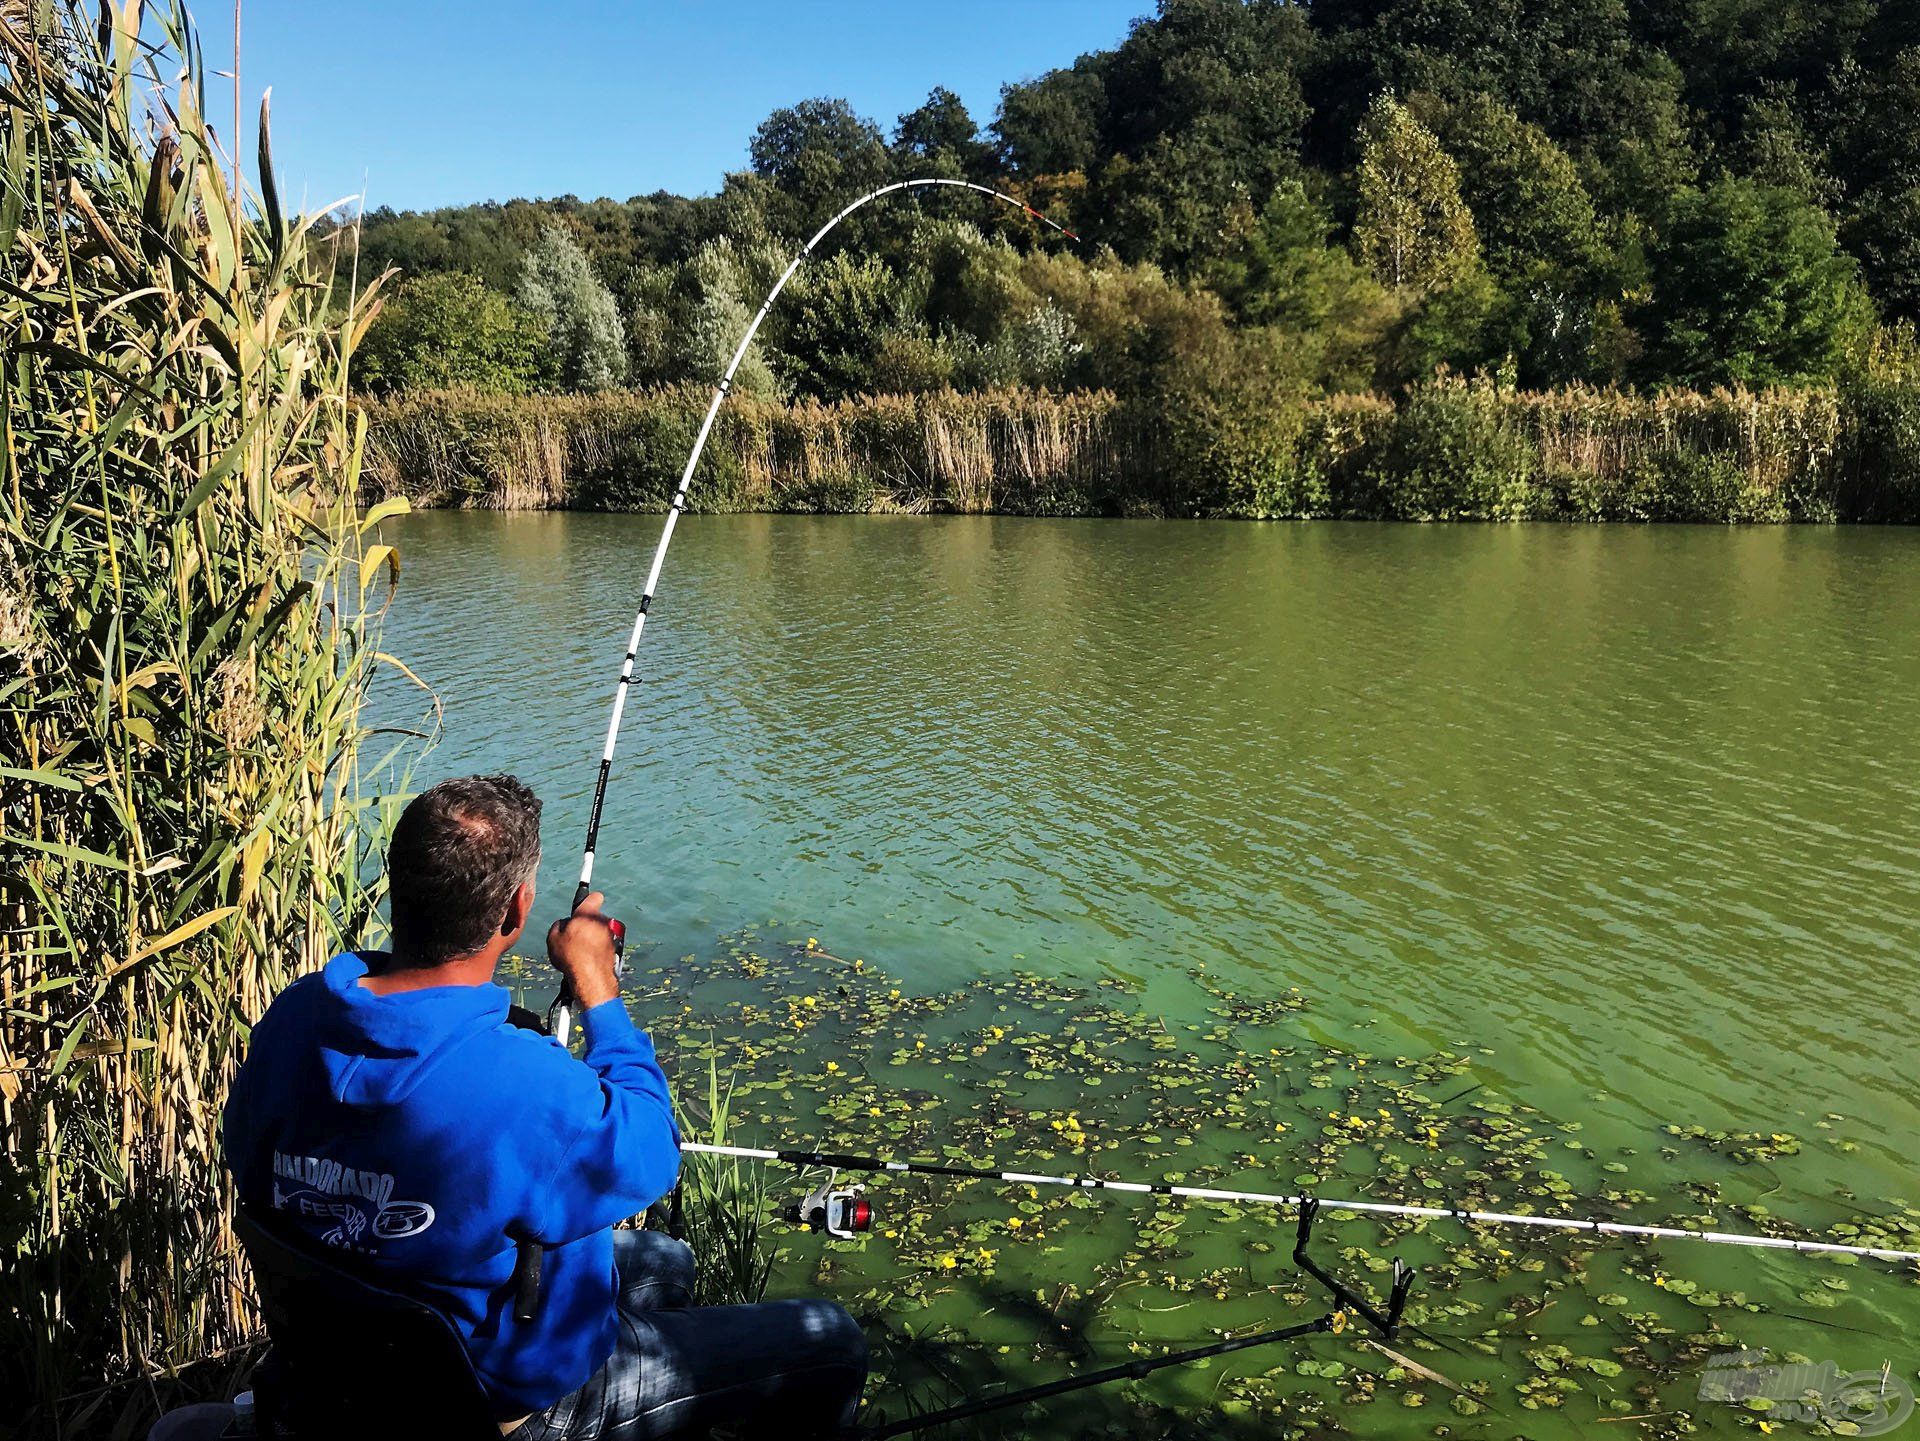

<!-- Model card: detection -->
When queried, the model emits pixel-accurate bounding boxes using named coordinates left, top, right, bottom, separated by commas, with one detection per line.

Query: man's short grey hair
left=387, top=774, right=542, bottom=967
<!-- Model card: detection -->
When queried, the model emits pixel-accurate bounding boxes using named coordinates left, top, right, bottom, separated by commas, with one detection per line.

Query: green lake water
left=374, top=513, right=1920, bottom=1438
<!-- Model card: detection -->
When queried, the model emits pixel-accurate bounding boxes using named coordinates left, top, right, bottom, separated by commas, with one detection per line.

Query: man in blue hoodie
left=224, top=774, right=867, bottom=1437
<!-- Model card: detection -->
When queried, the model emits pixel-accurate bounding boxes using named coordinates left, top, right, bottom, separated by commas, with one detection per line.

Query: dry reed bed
left=363, top=386, right=1140, bottom=516
left=364, top=379, right=1919, bottom=522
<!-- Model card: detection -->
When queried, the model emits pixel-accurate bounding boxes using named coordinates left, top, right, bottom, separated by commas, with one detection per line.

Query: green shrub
left=1148, top=332, right=1314, bottom=517
left=1840, top=371, right=1920, bottom=522
left=1642, top=451, right=1786, bottom=522
left=1532, top=459, right=1662, bottom=521
left=1354, top=378, right=1535, bottom=519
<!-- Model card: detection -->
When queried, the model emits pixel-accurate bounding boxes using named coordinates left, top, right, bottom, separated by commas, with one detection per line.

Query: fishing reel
left=783, top=1169, right=873, bottom=1239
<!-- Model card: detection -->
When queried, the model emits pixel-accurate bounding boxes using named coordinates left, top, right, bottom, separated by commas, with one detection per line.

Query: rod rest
left=1292, top=1195, right=1418, bottom=1341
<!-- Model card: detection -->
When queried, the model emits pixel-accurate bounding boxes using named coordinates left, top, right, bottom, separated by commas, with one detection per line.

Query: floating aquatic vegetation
left=504, top=934, right=1919, bottom=1440
left=1663, top=1124, right=1804, bottom=1165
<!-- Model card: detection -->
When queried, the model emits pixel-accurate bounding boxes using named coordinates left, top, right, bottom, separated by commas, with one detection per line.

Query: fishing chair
left=232, top=1206, right=501, bottom=1440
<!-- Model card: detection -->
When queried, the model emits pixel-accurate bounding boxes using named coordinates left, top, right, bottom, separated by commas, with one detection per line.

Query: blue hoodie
left=222, top=952, right=680, bottom=1417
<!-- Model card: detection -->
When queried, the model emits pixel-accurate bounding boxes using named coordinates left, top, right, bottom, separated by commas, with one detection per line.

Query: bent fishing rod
left=537, top=180, right=1920, bottom=1279
left=684, top=1140, right=1920, bottom=1264
left=550, top=178, right=1077, bottom=1045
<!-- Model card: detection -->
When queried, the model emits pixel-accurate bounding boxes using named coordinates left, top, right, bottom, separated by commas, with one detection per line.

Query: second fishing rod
left=683, top=1140, right=1920, bottom=1264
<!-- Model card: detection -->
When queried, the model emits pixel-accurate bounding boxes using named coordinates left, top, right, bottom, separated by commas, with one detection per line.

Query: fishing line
left=552, top=179, right=1078, bottom=1043
left=681, top=1141, right=1920, bottom=1264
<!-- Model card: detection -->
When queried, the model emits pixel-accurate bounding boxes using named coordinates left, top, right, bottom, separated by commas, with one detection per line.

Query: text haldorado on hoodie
left=223, top=952, right=680, bottom=1417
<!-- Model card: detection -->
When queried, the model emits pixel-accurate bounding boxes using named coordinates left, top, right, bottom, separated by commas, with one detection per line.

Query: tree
left=678, top=238, right=783, bottom=396
left=1303, top=0, right=1694, bottom=194
left=1095, top=121, right=1271, bottom=269
left=1005, top=0, right=1312, bottom=269
left=995, top=65, right=1108, bottom=176
left=514, top=224, right=628, bottom=392
left=1207, top=181, right=1395, bottom=390
left=1095, top=0, right=1311, bottom=165
left=749, top=98, right=893, bottom=223
left=1736, top=88, right=1841, bottom=210
left=778, top=252, right=917, bottom=400
left=1353, top=94, right=1481, bottom=293
left=355, top=272, right=549, bottom=395
left=1426, top=93, right=1602, bottom=282
left=1830, top=48, right=1920, bottom=322
left=1414, top=91, right=1620, bottom=384
left=894, top=87, right=994, bottom=179
left=1639, top=176, right=1872, bottom=385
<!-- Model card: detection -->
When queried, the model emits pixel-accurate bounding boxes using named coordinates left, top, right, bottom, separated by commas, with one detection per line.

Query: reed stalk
left=674, top=1059, right=777, bottom=1309
left=1, top=2, right=408, bottom=1426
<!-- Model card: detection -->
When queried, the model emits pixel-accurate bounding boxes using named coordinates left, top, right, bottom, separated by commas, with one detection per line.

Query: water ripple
left=373, top=514, right=1920, bottom=1199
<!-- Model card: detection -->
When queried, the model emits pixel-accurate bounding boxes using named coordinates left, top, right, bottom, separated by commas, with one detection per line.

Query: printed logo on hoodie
left=271, top=1148, right=437, bottom=1249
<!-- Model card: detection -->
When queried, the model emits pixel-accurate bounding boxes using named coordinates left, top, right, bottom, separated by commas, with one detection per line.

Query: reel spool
left=783, top=1170, right=873, bottom=1239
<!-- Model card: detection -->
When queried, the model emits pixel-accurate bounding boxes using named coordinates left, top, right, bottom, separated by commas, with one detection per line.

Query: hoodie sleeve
left=525, top=999, right=681, bottom=1246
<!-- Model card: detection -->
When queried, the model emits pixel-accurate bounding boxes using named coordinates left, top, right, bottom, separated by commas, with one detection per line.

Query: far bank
left=363, top=378, right=1920, bottom=524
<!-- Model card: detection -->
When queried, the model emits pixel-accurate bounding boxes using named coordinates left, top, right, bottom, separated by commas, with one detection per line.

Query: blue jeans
left=519, top=1230, right=867, bottom=1440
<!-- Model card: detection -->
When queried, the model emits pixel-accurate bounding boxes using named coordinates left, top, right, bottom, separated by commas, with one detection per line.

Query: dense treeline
left=340, top=0, right=1920, bottom=512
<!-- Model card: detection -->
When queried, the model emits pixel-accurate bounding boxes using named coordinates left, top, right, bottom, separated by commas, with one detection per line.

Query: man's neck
left=360, top=948, right=499, bottom=995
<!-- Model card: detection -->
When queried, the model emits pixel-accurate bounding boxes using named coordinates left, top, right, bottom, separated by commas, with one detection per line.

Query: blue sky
left=193, top=2, right=1145, bottom=215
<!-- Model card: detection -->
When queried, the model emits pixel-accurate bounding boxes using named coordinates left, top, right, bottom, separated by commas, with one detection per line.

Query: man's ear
left=502, top=880, right=535, bottom=940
